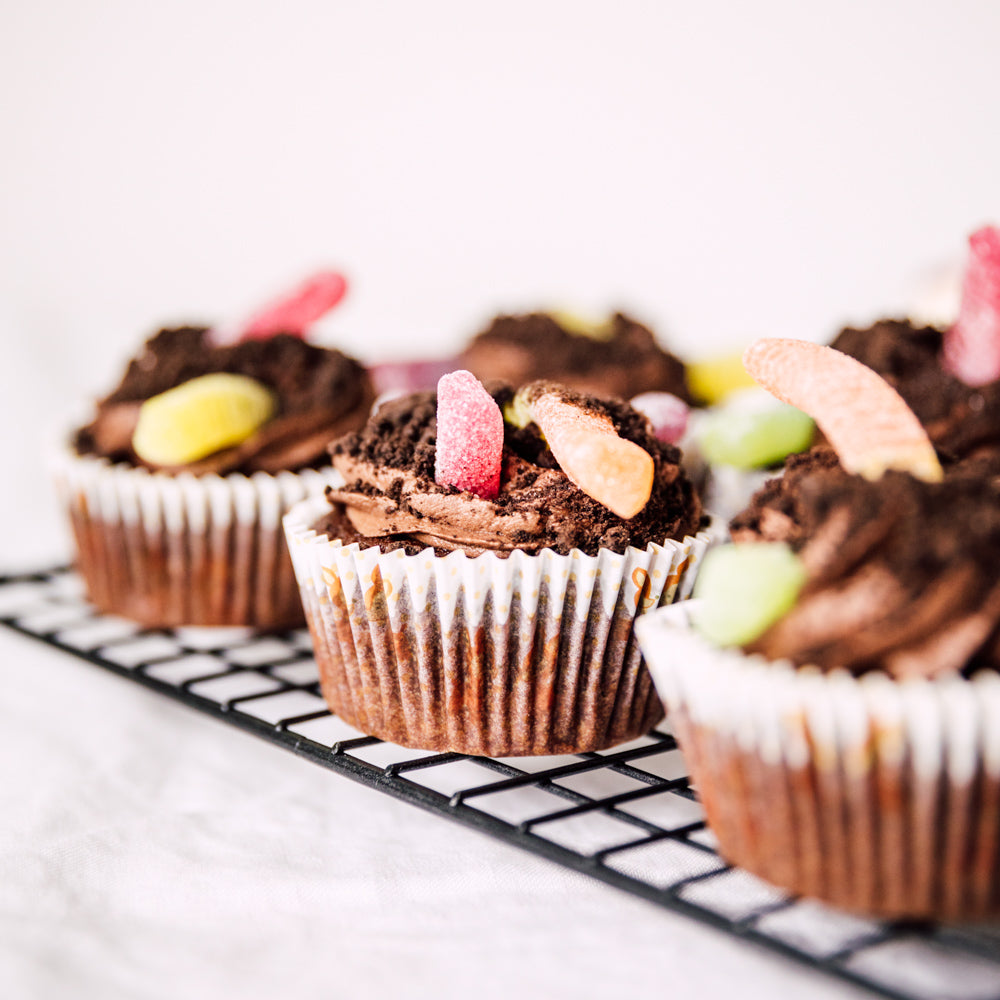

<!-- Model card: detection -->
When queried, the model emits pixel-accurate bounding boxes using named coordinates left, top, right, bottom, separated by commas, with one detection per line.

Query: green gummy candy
left=698, top=404, right=814, bottom=469
left=692, top=543, right=807, bottom=647
left=503, top=391, right=534, bottom=429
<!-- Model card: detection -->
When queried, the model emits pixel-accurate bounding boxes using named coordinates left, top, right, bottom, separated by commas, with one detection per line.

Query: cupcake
left=55, top=272, right=377, bottom=628
left=284, top=372, right=710, bottom=755
left=459, top=311, right=693, bottom=403
left=637, top=338, right=1000, bottom=920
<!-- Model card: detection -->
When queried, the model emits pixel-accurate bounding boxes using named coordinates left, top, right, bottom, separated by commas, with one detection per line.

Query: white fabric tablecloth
left=1, top=612, right=876, bottom=1000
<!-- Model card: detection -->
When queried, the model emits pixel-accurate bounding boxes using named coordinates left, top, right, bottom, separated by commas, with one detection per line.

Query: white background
left=2, top=0, right=999, bottom=563
left=1, top=3, right=998, bottom=997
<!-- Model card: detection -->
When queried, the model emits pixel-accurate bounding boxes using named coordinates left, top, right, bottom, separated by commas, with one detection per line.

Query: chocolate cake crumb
left=460, top=312, right=693, bottom=403
left=730, top=448, right=843, bottom=545
left=99, top=327, right=368, bottom=417
left=747, top=467, right=1000, bottom=676
left=729, top=444, right=1000, bottom=677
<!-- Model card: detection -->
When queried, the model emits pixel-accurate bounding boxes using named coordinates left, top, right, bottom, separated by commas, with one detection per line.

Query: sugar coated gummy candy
left=686, top=351, right=757, bottom=405
left=132, top=373, right=277, bottom=467
left=519, top=383, right=654, bottom=519
left=434, top=371, right=504, bottom=500
left=696, top=402, right=813, bottom=469
left=502, top=392, right=533, bottom=429
left=943, top=225, right=1000, bottom=387
left=743, top=338, right=942, bottom=483
left=692, top=543, right=807, bottom=647
left=213, top=270, right=349, bottom=344
left=549, top=310, right=614, bottom=340
left=629, top=391, right=690, bottom=445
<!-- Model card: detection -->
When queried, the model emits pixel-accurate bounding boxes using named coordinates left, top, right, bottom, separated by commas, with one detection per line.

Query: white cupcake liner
left=284, top=495, right=712, bottom=755
left=53, top=448, right=341, bottom=628
left=635, top=603, right=1000, bottom=920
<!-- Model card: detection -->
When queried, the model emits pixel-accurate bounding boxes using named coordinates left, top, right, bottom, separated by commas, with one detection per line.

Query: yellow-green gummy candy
left=503, top=390, right=534, bottom=429
left=550, top=310, right=614, bottom=340
left=132, top=373, right=277, bottom=467
left=692, top=543, right=807, bottom=647
left=688, top=352, right=758, bottom=405
left=697, top=404, right=814, bottom=469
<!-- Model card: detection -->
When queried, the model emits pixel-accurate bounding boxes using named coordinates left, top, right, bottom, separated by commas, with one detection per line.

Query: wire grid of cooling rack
left=2, top=567, right=999, bottom=1000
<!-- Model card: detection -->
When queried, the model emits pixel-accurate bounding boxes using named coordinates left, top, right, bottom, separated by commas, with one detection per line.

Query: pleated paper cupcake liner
left=53, top=449, right=341, bottom=629
left=635, top=603, right=1000, bottom=920
left=285, top=495, right=712, bottom=755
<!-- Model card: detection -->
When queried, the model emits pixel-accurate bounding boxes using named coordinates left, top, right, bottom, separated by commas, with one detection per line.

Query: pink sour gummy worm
left=214, top=270, right=349, bottom=344
left=434, top=371, right=504, bottom=500
left=629, top=392, right=690, bottom=444
left=943, top=225, right=1000, bottom=386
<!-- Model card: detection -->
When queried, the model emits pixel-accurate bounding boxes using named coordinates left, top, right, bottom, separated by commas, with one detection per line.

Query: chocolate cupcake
left=284, top=374, right=710, bottom=755
left=460, top=311, right=693, bottom=403
left=55, top=275, right=376, bottom=628
left=637, top=339, right=1000, bottom=920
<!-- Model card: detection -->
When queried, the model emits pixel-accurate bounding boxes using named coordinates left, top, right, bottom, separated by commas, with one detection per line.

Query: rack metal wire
left=3, top=567, right=999, bottom=1000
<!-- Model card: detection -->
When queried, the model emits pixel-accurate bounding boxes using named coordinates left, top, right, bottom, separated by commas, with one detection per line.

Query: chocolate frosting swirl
left=74, top=327, right=375, bottom=474
left=315, top=386, right=705, bottom=558
left=731, top=449, right=1000, bottom=678
left=460, top=312, right=692, bottom=403
left=831, top=319, right=1000, bottom=460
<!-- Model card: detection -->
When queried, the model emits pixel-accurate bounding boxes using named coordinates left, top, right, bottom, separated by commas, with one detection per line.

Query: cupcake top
left=315, top=379, right=704, bottom=557
left=728, top=446, right=843, bottom=545
left=829, top=226, right=1000, bottom=462
left=459, top=312, right=692, bottom=403
left=694, top=337, right=1000, bottom=681
left=731, top=443, right=1000, bottom=546
left=830, top=318, right=1000, bottom=460
left=729, top=458, right=1000, bottom=678
left=75, top=327, right=374, bottom=476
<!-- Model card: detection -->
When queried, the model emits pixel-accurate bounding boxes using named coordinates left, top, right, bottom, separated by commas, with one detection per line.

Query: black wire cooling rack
left=3, top=567, right=999, bottom=1000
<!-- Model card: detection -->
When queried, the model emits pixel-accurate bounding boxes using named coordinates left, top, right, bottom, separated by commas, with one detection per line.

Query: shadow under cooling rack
left=2, top=568, right=999, bottom=1000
